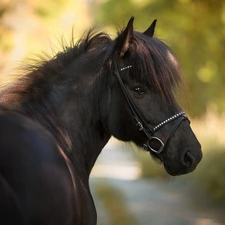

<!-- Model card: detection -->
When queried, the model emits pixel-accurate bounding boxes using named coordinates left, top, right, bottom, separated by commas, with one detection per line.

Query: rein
left=113, top=58, right=189, bottom=154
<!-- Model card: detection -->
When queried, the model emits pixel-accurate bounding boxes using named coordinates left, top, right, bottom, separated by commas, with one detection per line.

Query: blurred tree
left=0, top=1, right=14, bottom=76
left=94, top=0, right=225, bottom=117
left=0, top=0, right=92, bottom=81
left=0, top=0, right=66, bottom=81
left=1, top=0, right=224, bottom=116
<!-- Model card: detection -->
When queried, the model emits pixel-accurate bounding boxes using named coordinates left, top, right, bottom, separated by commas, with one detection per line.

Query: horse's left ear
left=115, top=17, right=134, bottom=58
left=143, top=19, right=157, bottom=37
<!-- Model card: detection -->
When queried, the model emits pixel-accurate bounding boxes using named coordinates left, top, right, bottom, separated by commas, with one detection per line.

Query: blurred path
left=90, top=139, right=225, bottom=225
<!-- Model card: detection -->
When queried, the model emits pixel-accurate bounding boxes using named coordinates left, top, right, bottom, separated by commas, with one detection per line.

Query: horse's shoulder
left=0, top=110, right=57, bottom=157
left=0, top=110, right=77, bottom=224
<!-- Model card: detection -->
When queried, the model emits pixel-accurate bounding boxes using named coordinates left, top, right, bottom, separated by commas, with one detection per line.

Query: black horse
left=0, top=17, right=202, bottom=225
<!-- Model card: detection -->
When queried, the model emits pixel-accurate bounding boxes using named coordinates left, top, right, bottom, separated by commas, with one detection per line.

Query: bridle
left=113, top=58, right=189, bottom=154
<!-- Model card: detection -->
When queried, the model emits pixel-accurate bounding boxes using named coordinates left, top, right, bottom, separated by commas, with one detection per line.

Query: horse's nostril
left=183, top=151, right=195, bottom=168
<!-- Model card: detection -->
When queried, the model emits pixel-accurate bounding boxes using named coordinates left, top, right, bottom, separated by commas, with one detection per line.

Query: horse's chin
left=163, top=162, right=197, bottom=176
left=149, top=154, right=180, bottom=176
left=163, top=165, right=180, bottom=176
left=141, top=144, right=198, bottom=176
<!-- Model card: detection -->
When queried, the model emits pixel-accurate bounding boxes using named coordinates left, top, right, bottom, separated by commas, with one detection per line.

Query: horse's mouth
left=163, top=159, right=199, bottom=176
left=147, top=149, right=201, bottom=176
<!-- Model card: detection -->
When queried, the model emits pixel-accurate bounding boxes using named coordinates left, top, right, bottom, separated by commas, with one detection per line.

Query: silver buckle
left=147, top=137, right=164, bottom=154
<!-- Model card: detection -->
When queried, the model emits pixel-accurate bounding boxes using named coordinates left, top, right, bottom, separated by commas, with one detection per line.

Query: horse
left=0, top=17, right=202, bottom=225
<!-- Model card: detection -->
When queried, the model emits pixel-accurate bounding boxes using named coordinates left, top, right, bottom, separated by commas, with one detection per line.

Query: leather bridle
left=113, top=58, right=189, bottom=154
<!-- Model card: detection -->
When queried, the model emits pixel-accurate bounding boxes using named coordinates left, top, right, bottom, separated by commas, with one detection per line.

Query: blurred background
left=0, top=0, right=225, bottom=224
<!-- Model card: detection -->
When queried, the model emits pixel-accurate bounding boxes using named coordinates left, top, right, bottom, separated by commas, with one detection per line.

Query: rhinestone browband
left=120, top=65, right=132, bottom=71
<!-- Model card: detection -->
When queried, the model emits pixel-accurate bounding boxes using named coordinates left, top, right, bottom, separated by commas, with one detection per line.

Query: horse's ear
left=115, top=17, right=134, bottom=58
left=143, top=19, right=157, bottom=37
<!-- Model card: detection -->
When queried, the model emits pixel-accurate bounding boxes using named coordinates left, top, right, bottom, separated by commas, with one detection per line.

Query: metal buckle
left=147, top=137, right=164, bottom=154
left=136, top=121, right=144, bottom=131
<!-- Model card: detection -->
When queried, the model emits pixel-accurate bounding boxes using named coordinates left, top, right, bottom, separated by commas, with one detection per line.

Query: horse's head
left=106, top=17, right=202, bottom=176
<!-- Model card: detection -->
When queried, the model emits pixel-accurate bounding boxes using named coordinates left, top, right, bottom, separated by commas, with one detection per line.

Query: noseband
left=113, top=59, right=189, bottom=154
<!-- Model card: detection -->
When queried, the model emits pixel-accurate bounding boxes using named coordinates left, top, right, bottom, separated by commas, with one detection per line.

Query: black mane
left=0, top=28, right=183, bottom=152
left=0, top=30, right=112, bottom=106
left=128, top=31, right=183, bottom=107
left=1, top=27, right=182, bottom=107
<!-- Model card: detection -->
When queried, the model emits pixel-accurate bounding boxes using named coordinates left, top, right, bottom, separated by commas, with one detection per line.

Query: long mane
left=0, top=27, right=183, bottom=112
left=0, top=30, right=112, bottom=108
left=0, top=26, right=185, bottom=163
left=0, top=30, right=113, bottom=157
left=128, top=31, right=183, bottom=108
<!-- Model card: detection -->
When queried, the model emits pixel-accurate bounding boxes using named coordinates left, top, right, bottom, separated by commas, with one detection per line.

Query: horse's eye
left=134, top=87, right=145, bottom=95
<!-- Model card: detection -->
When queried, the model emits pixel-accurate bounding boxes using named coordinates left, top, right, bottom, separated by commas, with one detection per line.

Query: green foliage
left=95, top=0, right=225, bottom=116
left=136, top=151, right=170, bottom=179
left=0, top=1, right=13, bottom=52
left=191, top=148, right=225, bottom=204
left=33, top=0, right=67, bottom=19
left=95, top=182, right=136, bottom=225
left=0, top=28, right=13, bottom=53
left=137, top=146, right=225, bottom=205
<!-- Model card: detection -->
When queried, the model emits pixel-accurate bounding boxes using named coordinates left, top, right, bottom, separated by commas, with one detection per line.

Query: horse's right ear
left=114, top=17, right=134, bottom=58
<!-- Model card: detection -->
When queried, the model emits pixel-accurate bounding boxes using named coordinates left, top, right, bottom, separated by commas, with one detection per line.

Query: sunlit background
left=1, top=0, right=225, bottom=224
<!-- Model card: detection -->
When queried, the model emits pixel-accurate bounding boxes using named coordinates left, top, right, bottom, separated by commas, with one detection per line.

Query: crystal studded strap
left=120, top=65, right=132, bottom=71
left=113, top=57, right=189, bottom=154
left=163, top=115, right=188, bottom=151
left=152, top=112, right=186, bottom=134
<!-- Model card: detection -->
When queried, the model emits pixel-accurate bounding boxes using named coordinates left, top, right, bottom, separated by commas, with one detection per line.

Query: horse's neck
left=55, top=70, right=111, bottom=176
left=59, top=96, right=110, bottom=177
left=0, top=56, right=111, bottom=178
left=18, top=74, right=110, bottom=178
